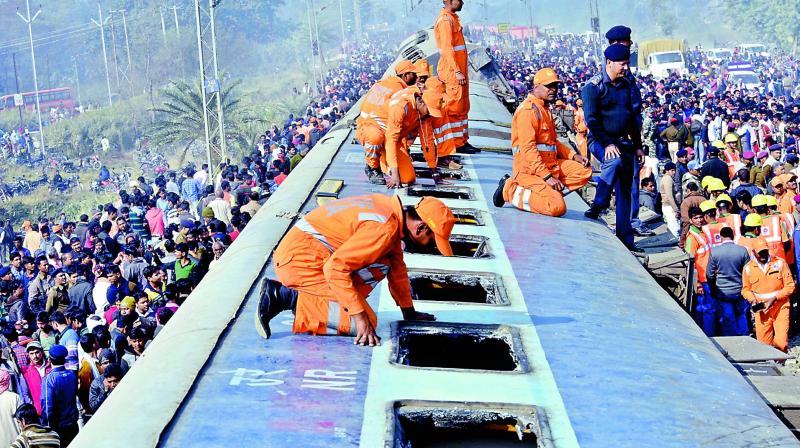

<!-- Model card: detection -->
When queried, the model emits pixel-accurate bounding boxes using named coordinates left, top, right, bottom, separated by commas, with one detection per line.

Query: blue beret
left=180, top=219, right=195, bottom=229
left=676, top=149, right=688, bottom=157
left=605, top=25, right=632, bottom=42
left=604, top=44, right=630, bottom=62
left=786, top=137, right=796, bottom=146
left=0, top=266, right=10, bottom=277
left=787, top=154, right=799, bottom=164
left=49, top=344, right=67, bottom=361
left=769, top=144, right=783, bottom=152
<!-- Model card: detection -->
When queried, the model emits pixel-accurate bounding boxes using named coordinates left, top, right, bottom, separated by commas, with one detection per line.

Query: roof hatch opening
left=414, top=167, right=471, bottom=181
left=406, top=184, right=475, bottom=200
left=452, top=208, right=484, bottom=226
left=411, top=152, right=462, bottom=164
left=391, top=401, right=552, bottom=448
left=392, top=322, right=527, bottom=373
left=409, top=269, right=508, bottom=305
left=405, top=234, right=491, bottom=258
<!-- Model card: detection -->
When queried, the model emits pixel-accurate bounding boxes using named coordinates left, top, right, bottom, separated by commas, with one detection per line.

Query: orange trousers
left=442, top=76, right=469, bottom=148
left=755, top=299, right=790, bottom=352
left=380, top=141, right=416, bottom=185
left=502, top=160, right=592, bottom=217
left=355, top=123, right=385, bottom=169
left=575, top=132, right=588, bottom=158
left=273, top=228, right=378, bottom=336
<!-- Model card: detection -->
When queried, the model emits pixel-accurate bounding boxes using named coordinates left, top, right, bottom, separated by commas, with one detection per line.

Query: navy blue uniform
left=582, top=69, right=643, bottom=247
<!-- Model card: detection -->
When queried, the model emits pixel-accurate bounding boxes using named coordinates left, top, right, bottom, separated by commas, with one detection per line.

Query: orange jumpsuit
left=273, top=194, right=413, bottom=336
left=779, top=190, right=796, bottom=215
left=742, top=256, right=795, bottom=351
left=434, top=8, right=469, bottom=149
left=501, top=95, right=592, bottom=217
left=574, top=105, right=588, bottom=158
left=380, top=87, right=422, bottom=185
left=356, top=76, right=408, bottom=169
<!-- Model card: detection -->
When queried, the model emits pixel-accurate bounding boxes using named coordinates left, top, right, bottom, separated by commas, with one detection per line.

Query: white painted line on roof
left=357, top=153, right=579, bottom=447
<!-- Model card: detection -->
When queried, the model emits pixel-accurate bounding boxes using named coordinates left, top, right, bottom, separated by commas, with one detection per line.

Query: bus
left=0, top=87, right=74, bottom=113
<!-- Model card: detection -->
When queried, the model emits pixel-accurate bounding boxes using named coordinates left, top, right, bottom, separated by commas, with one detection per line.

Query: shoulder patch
left=588, top=74, right=602, bottom=86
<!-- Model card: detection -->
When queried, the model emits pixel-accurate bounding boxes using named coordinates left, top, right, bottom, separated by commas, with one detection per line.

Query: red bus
left=0, top=87, right=74, bottom=112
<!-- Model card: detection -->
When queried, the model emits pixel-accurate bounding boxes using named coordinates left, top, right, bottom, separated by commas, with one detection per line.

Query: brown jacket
left=679, top=191, right=705, bottom=246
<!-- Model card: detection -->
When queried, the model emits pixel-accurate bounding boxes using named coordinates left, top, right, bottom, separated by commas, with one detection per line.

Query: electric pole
left=111, top=9, right=134, bottom=96
left=338, top=0, right=346, bottom=55
left=310, top=0, right=327, bottom=93
left=171, top=5, right=181, bottom=37
left=305, top=0, right=319, bottom=96
left=91, top=3, right=114, bottom=107
left=353, top=0, right=362, bottom=40
left=589, top=0, right=601, bottom=64
left=12, top=53, right=22, bottom=132
left=16, top=0, right=46, bottom=156
left=194, top=0, right=228, bottom=176
left=109, top=10, right=121, bottom=88
left=160, top=7, right=168, bottom=43
left=72, top=57, right=82, bottom=112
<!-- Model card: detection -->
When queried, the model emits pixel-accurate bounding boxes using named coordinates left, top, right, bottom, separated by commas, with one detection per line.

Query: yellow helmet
left=712, top=140, right=727, bottom=149
left=723, top=134, right=738, bottom=144
left=744, top=213, right=763, bottom=227
left=751, top=194, right=768, bottom=207
left=765, top=194, right=779, bottom=207
left=701, top=176, right=719, bottom=190
left=706, top=178, right=726, bottom=192
left=700, top=200, right=717, bottom=212
left=715, top=193, right=733, bottom=204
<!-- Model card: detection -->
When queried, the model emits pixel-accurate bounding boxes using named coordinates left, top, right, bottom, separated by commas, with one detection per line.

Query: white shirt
left=193, top=170, right=209, bottom=187
left=0, top=390, right=21, bottom=447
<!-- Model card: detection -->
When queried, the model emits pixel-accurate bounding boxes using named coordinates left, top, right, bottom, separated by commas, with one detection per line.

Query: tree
left=723, top=1, right=800, bottom=51
left=149, top=78, right=259, bottom=166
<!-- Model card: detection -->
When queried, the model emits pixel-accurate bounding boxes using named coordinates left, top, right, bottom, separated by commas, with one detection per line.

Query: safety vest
left=735, top=234, right=768, bottom=261
left=702, top=221, right=728, bottom=248
left=722, top=150, right=740, bottom=179
left=685, top=228, right=710, bottom=282
left=721, top=213, right=742, bottom=239
left=780, top=213, right=796, bottom=265
left=760, top=214, right=787, bottom=260
left=357, top=76, right=407, bottom=130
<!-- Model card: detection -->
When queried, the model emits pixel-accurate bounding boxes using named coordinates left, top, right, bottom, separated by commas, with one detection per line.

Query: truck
left=706, top=48, right=733, bottom=63
left=637, top=39, right=688, bottom=79
left=739, top=43, right=770, bottom=58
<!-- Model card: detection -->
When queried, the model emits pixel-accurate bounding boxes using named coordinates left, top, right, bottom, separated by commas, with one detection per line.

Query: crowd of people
left=0, top=41, right=394, bottom=446
left=487, top=28, right=800, bottom=354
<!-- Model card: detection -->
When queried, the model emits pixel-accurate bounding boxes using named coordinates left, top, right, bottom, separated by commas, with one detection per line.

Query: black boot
left=256, top=278, right=297, bottom=339
left=365, top=166, right=386, bottom=185
left=493, top=174, right=510, bottom=208
left=456, top=142, right=481, bottom=154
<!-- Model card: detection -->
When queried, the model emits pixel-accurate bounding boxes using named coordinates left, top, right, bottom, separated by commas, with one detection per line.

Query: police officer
left=582, top=43, right=645, bottom=249
left=602, top=25, right=653, bottom=238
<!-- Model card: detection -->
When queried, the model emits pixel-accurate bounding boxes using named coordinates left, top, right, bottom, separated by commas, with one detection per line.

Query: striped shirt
left=9, top=424, right=60, bottom=448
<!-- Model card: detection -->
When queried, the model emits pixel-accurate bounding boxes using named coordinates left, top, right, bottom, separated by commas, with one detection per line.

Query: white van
left=740, top=44, right=769, bottom=58
left=643, top=51, right=687, bottom=79
left=706, top=48, right=733, bottom=63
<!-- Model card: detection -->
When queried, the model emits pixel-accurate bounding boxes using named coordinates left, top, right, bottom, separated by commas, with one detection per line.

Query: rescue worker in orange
left=434, top=0, right=477, bottom=154
left=753, top=194, right=790, bottom=261
left=383, top=78, right=446, bottom=188
left=779, top=173, right=798, bottom=215
left=418, top=77, right=464, bottom=172
left=742, top=238, right=795, bottom=352
left=414, top=60, right=430, bottom=88
left=715, top=194, right=741, bottom=239
left=356, top=60, right=419, bottom=185
left=736, top=213, right=768, bottom=261
left=685, top=205, right=715, bottom=335
left=700, top=200, right=728, bottom=248
left=492, top=68, right=592, bottom=217
left=257, top=194, right=455, bottom=346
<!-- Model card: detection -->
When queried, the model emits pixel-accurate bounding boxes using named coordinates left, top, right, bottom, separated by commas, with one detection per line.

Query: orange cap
left=414, top=59, right=430, bottom=77
left=422, top=78, right=446, bottom=118
left=533, top=67, right=562, bottom=86
left=415, top=197, right=455, bottom=256
left=395, top=59, right=417, bottom=75
left=752, top=238, right=769, bottom=254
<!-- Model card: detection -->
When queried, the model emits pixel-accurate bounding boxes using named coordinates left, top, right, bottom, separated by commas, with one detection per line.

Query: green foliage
left=722, top=1, right=800, bottom=48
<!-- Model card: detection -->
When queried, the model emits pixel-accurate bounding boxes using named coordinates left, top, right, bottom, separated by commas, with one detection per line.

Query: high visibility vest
left=735, top=234, right=768, bottom=261
left=686, top=229, right=710, bottom=282
left=761, top=215, right=787, bottom=260
left=723, top=150, right=740, bottom=179
left=721, top=213, right=742, bottom=239
left=702, top=221, right=728, bottom=247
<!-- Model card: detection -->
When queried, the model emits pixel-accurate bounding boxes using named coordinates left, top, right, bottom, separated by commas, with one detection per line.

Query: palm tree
left=149, top=79, right=259, bottom=167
